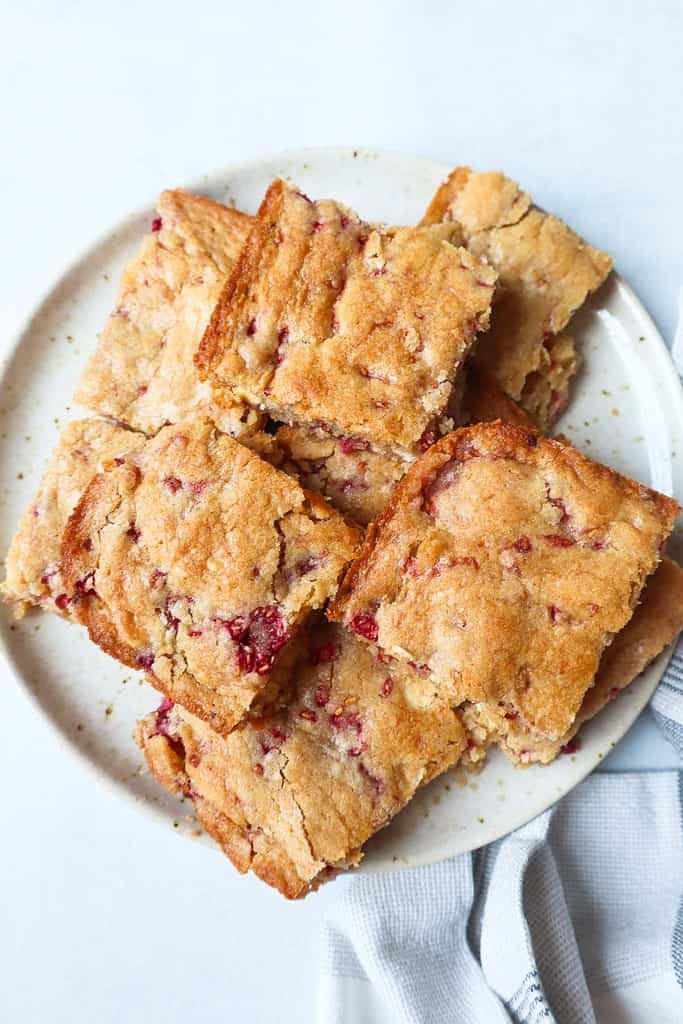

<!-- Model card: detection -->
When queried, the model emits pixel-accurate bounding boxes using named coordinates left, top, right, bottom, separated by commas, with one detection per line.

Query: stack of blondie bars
left=4, top=169, right=683, bottom=898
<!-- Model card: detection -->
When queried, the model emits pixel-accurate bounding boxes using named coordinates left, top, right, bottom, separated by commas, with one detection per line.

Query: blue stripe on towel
left=673, top=775, right=683, bottom=990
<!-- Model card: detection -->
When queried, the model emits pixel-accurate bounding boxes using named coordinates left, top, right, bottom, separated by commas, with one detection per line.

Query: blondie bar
left=2, top=419, right=146, bottom=617
left=421, top=168, right=611, bottom=425
left=330, top=422, right=678, bottom=739
left=196, top=179, right=497, bottom=456
left=462, top=558, right=683, bottom=764
left=75, top=189, right=264, bottom=439
left=61, top=420, right=360, bottom=733
left=135, top=619, right=467, bottom=897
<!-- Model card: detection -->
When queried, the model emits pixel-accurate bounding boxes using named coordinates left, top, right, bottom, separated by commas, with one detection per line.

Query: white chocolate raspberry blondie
left=276, top=368, right=534, bottom=526
left=135, top=619, right=467, bottom=897
left=75, top=189, right=266, bottom=440
left=61, top=420, right=361, bottom=734
left=196, top=179, right=497, bottom=456
left=330, top=422, right=678, bottom=740
left=462, top=558, right=683, bottom=765
left=421, top=168, right=611, bottom=426
left=2, top=419, right=146, bottom=617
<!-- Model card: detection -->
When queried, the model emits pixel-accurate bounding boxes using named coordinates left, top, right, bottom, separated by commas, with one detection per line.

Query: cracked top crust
left=329, top=422, right=678, bottom=738
left=462, top=557, right=683, bottom=765
left=2, top=419, right=146, bottom=617
left=421, top=168, right=612, bottom=423
left=60, top=420, right=361, bottom=734
left=135, top=619, right=467, bottom=898
left=196, top=179, right=497, bottom=455
left=75, top=189, right=264, bottom=439
left=276, top=367, right=533, bottom=526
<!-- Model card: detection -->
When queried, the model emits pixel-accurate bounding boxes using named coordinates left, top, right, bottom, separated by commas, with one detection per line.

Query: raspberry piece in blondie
left=2, top=419, right=146, bottom=618
left=276, top=368, right=533, bottom=526
left=135, top=619, right=467, bottom=897
left=462, top=558, right=683, bottom=765
left=61, top=421, right=361, bottom=734
left=330, top=422, right=678, bottom=740
left=75, top=189, right=272, bottom=446
left=196, top=179, right=497, bottom=456
left=421, top=168, right=612, bottom=426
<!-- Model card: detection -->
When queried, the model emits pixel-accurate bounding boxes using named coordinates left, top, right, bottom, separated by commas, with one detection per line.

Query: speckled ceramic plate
left=1, top=148, right=682, bottom=873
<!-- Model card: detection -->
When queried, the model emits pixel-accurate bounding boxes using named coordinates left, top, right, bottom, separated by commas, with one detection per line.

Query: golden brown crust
left=421, top=168, right=612, bottom=425
left=62, top=421, right=360, bottom=734
left=2, top=420, right=146, bottom=617
left=330, top=422, right=678, bottom=738
left=75, top=190, right=265, bottom=439
left=462, top=558, right=683, bottom=765
left=136, top=620, right=467, bottom=897
left=197, top=179, right=496, bottom=455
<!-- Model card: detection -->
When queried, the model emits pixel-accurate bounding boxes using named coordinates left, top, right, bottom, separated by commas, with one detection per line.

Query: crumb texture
left=277, top=424, right=407, bottom=526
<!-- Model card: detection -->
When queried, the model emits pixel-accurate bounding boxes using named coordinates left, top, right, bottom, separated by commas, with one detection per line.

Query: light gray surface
left=1, top=2, right=681, bottom=1021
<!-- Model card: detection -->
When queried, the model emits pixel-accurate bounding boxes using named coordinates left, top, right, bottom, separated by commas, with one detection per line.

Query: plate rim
left=1, top=145, right=681, bottom=869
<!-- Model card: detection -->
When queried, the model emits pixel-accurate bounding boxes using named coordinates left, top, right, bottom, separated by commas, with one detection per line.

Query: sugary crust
left=196, top=179, right=496, bottom=455
left=135, top=619, right=467, bottom=897
left=276, top=369, right=533, bottom=526
left=330, top=422, right=678, bottom=737
left=2, top=419, right=146, bottom=617
left=75, top=189, right=265, bottom=439
left=421, top=168, right=612, bottom=424
left=61, top=421, right=360, bottom=734
left=462, top=558, right=683, bottom=765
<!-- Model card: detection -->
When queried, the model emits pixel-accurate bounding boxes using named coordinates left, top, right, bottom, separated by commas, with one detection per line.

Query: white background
left=1, top=1, right=682, bottom=1021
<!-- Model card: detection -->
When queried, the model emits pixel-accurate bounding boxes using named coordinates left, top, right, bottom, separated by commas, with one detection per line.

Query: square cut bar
left=462, top=558, right=683, bottom=765
left=75, top=189, right=266, bottom=440
left=2, top=419, right=146, bottom=618
left=61, top=420, right=361, bottom=734
left=196, top=179, right=497, bottom=456
left=329, top=422, right=678, bottom=740
left=135, top=619, right=467, bottom=898
left=421, top=168, right=612, bottom=426
left=276, top=367, right=533, bottom=526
